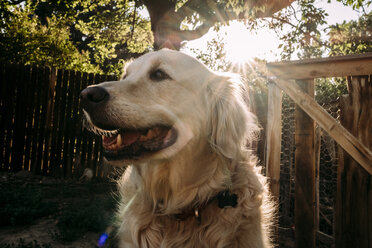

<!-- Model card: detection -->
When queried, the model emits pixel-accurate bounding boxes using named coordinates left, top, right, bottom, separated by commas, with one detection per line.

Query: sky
left=180, top=1, right=370, bottom=62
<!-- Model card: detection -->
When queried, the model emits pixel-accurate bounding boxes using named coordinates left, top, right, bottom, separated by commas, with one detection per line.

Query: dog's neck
left=135, top=144, right=234, bottom=215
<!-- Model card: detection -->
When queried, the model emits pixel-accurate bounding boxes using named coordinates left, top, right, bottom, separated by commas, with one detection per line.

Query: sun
left=183, top=21, right=280, bottom=68
left=224, top=21, right=278, bottom=64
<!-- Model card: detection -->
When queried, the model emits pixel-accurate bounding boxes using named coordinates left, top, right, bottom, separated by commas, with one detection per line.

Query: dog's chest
left=119, top=207, right=240, bottom=248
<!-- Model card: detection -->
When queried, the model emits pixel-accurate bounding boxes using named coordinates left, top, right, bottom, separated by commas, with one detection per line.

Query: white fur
left=91, top=49, right=274, bottom=247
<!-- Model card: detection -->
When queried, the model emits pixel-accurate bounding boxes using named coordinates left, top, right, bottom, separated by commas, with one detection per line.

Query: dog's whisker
left=82, top=110, right=119, bottom=137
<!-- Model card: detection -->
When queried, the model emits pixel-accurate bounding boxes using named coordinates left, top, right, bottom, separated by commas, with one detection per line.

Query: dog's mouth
left=84, top=117, right=177, bottom=160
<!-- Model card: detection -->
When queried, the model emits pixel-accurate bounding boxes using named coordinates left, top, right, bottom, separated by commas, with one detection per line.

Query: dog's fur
left=82, top=49, right=274, bottom=247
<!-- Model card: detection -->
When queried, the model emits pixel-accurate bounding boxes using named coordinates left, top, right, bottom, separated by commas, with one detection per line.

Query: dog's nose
left=80, top=86, right=109, bottom=110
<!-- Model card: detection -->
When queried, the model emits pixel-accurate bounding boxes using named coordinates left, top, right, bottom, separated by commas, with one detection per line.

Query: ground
left=0, top=171, right=120, bottom=248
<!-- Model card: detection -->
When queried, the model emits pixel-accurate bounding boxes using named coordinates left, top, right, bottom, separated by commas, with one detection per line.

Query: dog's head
left=80, top=49, right=258, bottom=165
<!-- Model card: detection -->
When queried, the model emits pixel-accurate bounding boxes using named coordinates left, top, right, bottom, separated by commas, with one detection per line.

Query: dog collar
left=166, top=190, right=238, bottom=225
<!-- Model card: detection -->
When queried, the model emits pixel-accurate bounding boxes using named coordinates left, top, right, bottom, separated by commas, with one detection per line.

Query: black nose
left=80, top=86, right=109, bottom=110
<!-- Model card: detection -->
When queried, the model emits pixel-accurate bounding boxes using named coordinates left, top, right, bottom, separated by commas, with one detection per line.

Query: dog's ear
left=207, top=74, right=259, bottom=159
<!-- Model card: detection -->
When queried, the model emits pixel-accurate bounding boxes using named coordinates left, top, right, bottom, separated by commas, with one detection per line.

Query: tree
left=0, top=6, right=100, bottom=73
left=142, top=0, right=295, bottom=50
left=328, top=11, right=372, bottom=55
left=0, top=0, right=152, bottom=75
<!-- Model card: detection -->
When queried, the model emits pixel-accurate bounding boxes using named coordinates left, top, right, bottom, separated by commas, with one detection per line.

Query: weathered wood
left=294, top=79, right=316, bottom=248
left=63, top=70, right=76, bottom=178
left=70, top=71, right=83, bottom=178
left=36, top=67, right=51, bottom=174
left=314, top=128, right=321, bottom=232
left=49, top=69, right=64, bottom=176
left=0, top=63, right=6, bottom=169
left=271, top=78, right=372, bottom=175
left=265, top=82, right=282, bottom=199
left=12, top=65, right=30, bottom=171
left=0, top=63, right=117, bottom=177
left=23, top=66, right=38, bottom=171
left=335, top=75, right=372, bottom=248
left=55, top=70, right=69, bottom=176
left=267, top=52, right=372, bottom=79
left=30, top=66, right=42, bottom=174
left=42, top=67, right=57, bottom=175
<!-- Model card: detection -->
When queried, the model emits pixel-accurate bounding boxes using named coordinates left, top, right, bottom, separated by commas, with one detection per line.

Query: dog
left=80, top=49, right=274, bottom=247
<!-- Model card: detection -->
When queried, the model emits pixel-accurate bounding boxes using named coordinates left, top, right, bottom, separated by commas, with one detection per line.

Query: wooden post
left=266, top=82, right=282, bottom=199
left=335, top=75, right=372, bottom=248
left=294, top=79, right=316, bottom=248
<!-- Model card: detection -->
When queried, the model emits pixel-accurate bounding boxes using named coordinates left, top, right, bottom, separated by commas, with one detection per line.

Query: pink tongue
left=103, top=135, right=117, bottom=146
left=122, top=131, right=141, bottom=146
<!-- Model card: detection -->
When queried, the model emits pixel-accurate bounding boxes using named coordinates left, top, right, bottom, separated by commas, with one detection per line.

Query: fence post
left=42, top=67, right=57, bottom=175
left=266, top=82, right=282, bottom=199
left=294, top=79, right=316, bottom=248
left=335, top=75, right=372, bottom=248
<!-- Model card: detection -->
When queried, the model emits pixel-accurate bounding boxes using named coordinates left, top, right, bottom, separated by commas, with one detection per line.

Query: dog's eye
left=150, top=69, right=171, bottom=81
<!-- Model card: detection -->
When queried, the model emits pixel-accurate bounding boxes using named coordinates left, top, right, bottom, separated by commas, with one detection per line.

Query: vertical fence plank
left=42, top=68, right=57, bottom=175
left=84, top=74, right=95, bottom=171
left=56, top=70, right=70, bottom=177
left=0, top=63, right=6, bottom=169
left=23, top=66, right=38, bottom=171
left=35, top=67, right=51, bottom=175
left=12, top=65, right=32, bottom=171
left=76, top=72, right=89, bottom=175
left=29, top=66, right=42, bottom=174
left=335, top=75, right=372, bottom=248
left=3, top=64, right=18, bottom=171
left=294, top=79, right=316, bottom=248
left=70, top=71, right=82, bottom=178
left=62, top=71, right=75, bottom=178
left=49, top=69, right=64, bottom=177
left=266, top=82, right=282, bottom=199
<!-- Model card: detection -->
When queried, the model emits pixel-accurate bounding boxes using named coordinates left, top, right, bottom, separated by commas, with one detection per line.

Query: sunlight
left=184, top=21, right=280, bottom=65
left=224, top=22, right=277, bottom=63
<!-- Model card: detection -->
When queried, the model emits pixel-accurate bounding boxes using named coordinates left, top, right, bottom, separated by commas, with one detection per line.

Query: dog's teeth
left=117, top=134, right=122, bottom=146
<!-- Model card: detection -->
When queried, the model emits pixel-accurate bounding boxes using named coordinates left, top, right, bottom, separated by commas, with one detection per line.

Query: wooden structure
left=0, top=63, right=117, bottom=178
left=266, top=53, right=372, bottom=247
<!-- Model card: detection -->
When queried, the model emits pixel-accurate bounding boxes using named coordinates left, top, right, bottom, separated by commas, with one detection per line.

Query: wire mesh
left=277, top=78, right=348, bottom=247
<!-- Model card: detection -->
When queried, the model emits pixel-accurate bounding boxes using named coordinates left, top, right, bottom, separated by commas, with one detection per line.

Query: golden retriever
left=80, top=49, right=274, bottom=248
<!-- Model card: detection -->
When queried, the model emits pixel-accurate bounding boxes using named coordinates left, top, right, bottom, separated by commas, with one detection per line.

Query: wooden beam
left=270, top=78, right=372, bottom=175
left=335, top=75, right=372, bottom=248
left=265, top=82, right=282, bottom=199
left=294, top=79, right=316, bottom=248
left=267, top=53, right=372, bottom=79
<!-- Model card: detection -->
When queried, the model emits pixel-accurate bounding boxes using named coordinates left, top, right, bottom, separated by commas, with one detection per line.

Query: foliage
left=276, top=0, right=328, bottom=59
left=141, top=0, right=294, bottom=49
left=0, top=239, right=52, bottom=248
left=0, top=183, right=56, bottom=226
left=328, top=11, right=372, bottom=55
left=190, top=35, right=231, bottom=71
left=315, top=78, right=348, bottom=103
left=0, top=0, right=152, bottom=76
left=0, top=7, right=100, bottom=73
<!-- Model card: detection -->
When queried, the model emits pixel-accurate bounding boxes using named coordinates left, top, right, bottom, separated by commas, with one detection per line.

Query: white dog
left=80, top=49, right=274, bottom=247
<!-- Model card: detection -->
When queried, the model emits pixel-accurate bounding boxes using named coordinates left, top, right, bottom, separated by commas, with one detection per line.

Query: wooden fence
left=0, top=63, right=117, bottom=178
left=266, top=53, right=372, bottom=247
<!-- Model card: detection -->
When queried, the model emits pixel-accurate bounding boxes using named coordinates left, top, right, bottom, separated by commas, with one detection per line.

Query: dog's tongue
left=102, top=131, right=141, bottom=148
left=102, top=135, right=117, bottom=146
left=121, top=131, right=141, bottom=146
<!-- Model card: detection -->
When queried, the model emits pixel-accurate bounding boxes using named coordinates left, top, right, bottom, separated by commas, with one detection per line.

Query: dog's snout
left=80, top=86, right=109, bottom=109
